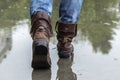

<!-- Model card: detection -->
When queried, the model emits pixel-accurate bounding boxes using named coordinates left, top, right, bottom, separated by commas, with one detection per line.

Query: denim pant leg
left=59, top=0, right=83, bottom=23
left=30, top=0, right=53, bottom=17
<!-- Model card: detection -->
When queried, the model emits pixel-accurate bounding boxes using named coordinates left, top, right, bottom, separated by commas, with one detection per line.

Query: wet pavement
left=0, top=0, right=120, bottom=80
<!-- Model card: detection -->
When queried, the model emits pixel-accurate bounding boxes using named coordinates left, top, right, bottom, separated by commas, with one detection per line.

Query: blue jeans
left=30, top=0, right=83, bottom=23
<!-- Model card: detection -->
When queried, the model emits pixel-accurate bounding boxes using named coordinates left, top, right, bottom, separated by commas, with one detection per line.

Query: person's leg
left=56, top=0, right=83, bottom=58
left=30, top=0, right=53, bottom=17
left=59, top=0, right=83, bottom=23
left=30, top=0, right=53, bottom=69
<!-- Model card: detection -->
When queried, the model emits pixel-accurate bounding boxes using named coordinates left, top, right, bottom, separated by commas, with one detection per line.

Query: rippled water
left=0, top=0, right=120, bottom=80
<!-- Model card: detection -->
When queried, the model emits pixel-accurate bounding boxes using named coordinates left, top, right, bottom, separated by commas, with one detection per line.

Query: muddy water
left=0, top=0, right=120, bottom=80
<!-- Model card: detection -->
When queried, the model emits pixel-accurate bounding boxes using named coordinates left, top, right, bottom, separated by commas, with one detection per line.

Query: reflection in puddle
left=0, top=21, right=32, bottom=80
left=56, top=56, right=77, bottom=80
left=32, top=70, right=51, bottom=80
left=32, top=55, right=77, bottom=80
left=0, top=28, right=12, bottom=63
left=79, top=0, right=119, bottom=54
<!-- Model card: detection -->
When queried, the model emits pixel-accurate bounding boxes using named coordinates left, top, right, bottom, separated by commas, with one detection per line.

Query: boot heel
left=32, top=39, right=51, bottom=69
left=33, top=39, right=48, bottom=55
left=32, top=55, right=51, bottom=69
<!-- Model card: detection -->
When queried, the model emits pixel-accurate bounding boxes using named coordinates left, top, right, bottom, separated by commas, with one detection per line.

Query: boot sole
left=58, top=51, right=73, bottom=58
left=32, top=41, right=51, bottom=69
left=58, top=46, right=74, bottom=58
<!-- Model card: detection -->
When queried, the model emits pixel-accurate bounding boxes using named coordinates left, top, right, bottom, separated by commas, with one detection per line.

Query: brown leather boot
left=30, top=12, right=53, bottom=69
left=55, top=22, right=77, bottom=58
